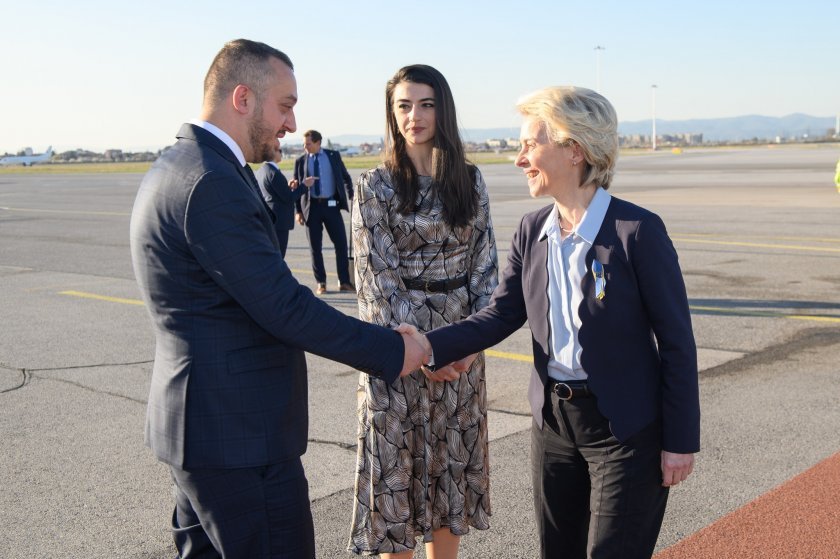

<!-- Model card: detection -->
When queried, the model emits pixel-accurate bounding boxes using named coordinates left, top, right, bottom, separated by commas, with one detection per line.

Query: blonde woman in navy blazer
left=406, top=86, right=700, bottom=558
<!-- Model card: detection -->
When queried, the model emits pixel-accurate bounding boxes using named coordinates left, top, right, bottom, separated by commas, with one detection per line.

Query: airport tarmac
left=1, top=144, right=839, bottom=558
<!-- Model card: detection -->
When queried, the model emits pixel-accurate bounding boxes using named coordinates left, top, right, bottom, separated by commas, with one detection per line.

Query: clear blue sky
left=1, top=0, right=837, bottom=152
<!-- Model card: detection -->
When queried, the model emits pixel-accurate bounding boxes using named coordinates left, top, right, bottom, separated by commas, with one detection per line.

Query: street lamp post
left=651, top=84, right=658, bottom=151
left=594, top=46, right=605, bottom=92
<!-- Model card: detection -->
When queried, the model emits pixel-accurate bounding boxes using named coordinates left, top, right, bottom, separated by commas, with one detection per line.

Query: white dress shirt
left=189, top=119, right=246, bottom=167
left=541, top=187, right=611, bottom=381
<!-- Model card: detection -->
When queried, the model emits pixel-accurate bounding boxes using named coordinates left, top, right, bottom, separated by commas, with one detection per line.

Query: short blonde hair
left=516, top=86, right=618, bottom=189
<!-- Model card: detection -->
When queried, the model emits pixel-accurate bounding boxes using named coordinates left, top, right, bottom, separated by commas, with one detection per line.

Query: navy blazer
left=293, top=148, right=353, bottom=222
left=427, top=197, right=700, bottom=454
left=130, top=123, right=403, bottom=469
left=255, top=162, right=301, bottom=232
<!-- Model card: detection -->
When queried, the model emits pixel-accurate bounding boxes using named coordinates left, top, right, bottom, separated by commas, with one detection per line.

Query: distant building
left=620, top=134, right=649, bottom=147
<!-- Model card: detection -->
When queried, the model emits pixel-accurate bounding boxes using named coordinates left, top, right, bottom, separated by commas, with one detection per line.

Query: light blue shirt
left=541, top=187, right=611, bottom=381
left=189, top=119, right=246, bottom=167
left=306, top=151, right=335, bottom=199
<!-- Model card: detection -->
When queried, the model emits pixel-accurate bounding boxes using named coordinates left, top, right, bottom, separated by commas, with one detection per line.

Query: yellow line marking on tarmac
left=59, top=290, right=144, bottom=306
left=485, top=349, right=533, bottom=362
left=288, top=267, right=316, bottom=277
left=0, top=206, right=130, bottom=216
left=672, top=237, right=840, bottom=253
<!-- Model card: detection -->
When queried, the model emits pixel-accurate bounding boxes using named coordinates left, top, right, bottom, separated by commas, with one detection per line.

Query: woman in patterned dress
left=348, top=64, right=499, bottom=558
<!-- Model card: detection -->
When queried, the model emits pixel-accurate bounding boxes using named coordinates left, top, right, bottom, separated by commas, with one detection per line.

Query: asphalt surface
left=1, top=144, right=839, bottom=558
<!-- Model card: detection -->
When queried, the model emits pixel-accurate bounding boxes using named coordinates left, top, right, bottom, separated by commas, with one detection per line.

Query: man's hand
left=398, top=330, right=427, bottom=377
left=394, top=323, right=431, bottom=357
left=302, top=176, right=318, bottom=188
left=295, top=212, right=304, bottom=225
left=289, top=179, right=299, bottom=191
left=661, top=451, right=695, bottom=487
left=395, top=324, right=478, bottom=383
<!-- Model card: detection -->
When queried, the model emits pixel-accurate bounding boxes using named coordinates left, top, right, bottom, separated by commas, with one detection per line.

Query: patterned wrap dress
left=348, top=166, right=499, bottom=555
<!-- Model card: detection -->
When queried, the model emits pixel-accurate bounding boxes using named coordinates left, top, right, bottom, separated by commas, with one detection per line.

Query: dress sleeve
left=467, top=168, right=499, bottom=314
left=352, top=169, right=417, bottom=329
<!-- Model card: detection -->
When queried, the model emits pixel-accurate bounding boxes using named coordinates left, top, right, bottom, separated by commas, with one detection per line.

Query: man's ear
left=231, top=84, right=252, bottom=115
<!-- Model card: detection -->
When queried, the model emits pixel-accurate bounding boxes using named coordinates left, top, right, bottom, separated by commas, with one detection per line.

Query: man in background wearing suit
left=294, top=129, right=355, bottom=295
left=129, top=39, right=428, bottom=559
left=256, top=146, right=300, bottom=257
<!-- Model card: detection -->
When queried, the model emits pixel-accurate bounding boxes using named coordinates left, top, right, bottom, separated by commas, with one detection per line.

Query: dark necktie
left=243, top=164, right=259, bottom=192
left=243, top=163, right=254, bottom=188
left=312, top=153, right=321, bottom=197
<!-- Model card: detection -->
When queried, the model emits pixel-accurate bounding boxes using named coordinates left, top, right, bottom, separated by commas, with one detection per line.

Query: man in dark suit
left=255, top=146, right=300, bottom=257
left=402, top=87, right=700, bottom=558
left=294, top=129, right=354, bottom=295
left=129, top=39, right=427, bottom=559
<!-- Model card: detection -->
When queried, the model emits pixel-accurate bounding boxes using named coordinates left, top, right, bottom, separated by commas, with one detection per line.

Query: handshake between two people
left=395, top=323, right=477, bottom=382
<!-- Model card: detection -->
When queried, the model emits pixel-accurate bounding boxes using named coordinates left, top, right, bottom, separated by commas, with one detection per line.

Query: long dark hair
left=384, top=64, right=477, bottom=229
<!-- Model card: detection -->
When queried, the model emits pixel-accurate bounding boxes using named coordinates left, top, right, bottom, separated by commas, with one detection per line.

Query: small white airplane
left=339, top=146, right=361, bottom=156
left=0, top=146, right=53, bottom=166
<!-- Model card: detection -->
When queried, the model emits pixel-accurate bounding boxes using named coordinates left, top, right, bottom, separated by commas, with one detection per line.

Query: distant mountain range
left=617, top=113, right=837, bottom=142
left=324, top=114, right=837, bottom=145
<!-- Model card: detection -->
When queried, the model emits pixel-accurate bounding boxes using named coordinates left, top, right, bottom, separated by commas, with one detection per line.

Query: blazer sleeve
left=427, top=213, right=529, bottom=365
left=183, top=170, right=402, bottom=382
left=633, top=214, right=700, bottom=453
left=274, top=169, right=302, bottom=205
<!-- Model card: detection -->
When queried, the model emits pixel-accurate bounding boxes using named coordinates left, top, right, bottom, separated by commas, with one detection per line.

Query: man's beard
left=248, top=102, right=276, bottom=163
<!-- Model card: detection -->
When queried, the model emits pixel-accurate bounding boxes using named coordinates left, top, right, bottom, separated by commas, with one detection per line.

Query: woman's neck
left=405, top=143, right=433, bottom=176
left=554, top=183, right=598, bottom=234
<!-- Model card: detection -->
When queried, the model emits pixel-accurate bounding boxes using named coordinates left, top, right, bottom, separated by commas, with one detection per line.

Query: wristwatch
left=422, top=348, right=437, bottom=372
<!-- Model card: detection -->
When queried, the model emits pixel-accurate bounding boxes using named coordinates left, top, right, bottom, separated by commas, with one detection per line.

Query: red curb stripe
left=655, top=451, right=840, bottom=559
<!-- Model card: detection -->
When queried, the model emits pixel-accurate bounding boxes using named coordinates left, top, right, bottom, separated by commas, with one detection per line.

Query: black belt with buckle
left=547, top=380, right=592, bottom=401
left=310, top=197, right=335, bottom=205
left=401, top=275, right=468, bottom=293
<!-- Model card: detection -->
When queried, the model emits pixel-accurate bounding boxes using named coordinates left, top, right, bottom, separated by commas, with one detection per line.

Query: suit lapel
left=179, top=124, right=278, bottom=231
left=534, top=226, right=550, bottom=383
left=178, top=123, right=241, bottom=169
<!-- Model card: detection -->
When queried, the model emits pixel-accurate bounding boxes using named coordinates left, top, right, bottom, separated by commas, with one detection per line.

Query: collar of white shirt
left=540, top=186, right=612, bottom=243
left=189, top=119, right=246, bottom=167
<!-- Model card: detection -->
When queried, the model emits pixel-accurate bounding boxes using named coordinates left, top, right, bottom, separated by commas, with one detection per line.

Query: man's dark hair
left=304, top=130, right=322, bottom=143
left=204, top=39, right=293, bottom=106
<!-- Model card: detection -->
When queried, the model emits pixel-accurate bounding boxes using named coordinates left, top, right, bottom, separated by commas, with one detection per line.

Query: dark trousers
left=275, top=227, right=290, bottom=259
left=531, top=389, right=668, bottom=559
left=304, top=203, right=350, bottom=284
left=169, top=458, right=315, bottom=559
